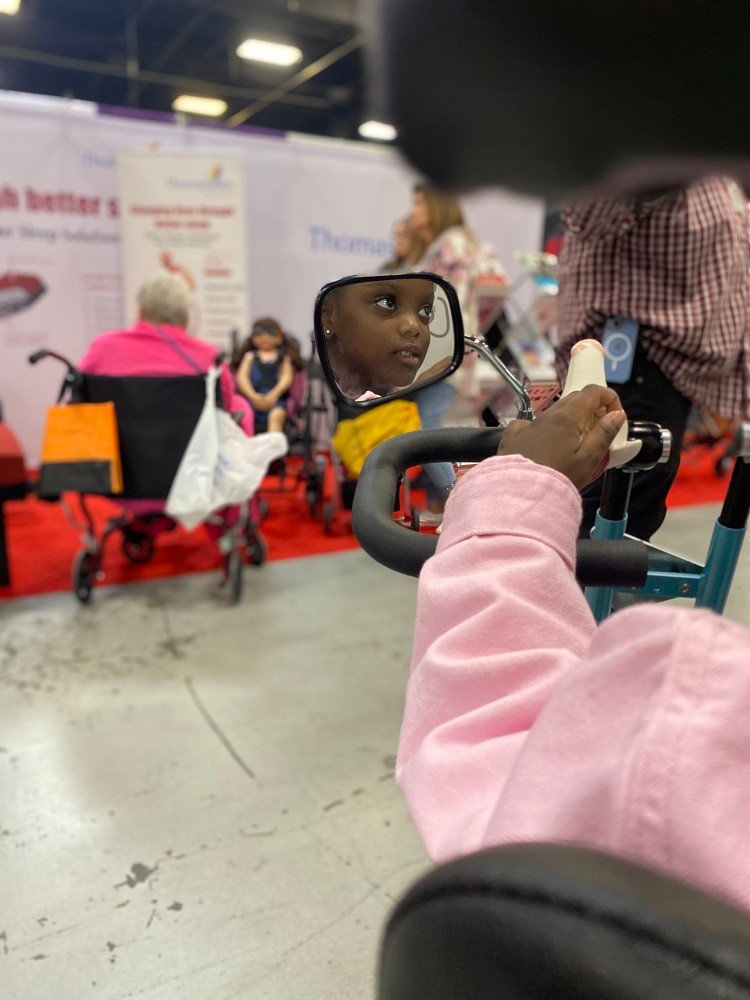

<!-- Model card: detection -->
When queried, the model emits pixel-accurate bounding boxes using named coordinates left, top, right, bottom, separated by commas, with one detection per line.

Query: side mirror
left=313, top=272, right=464, bottom=408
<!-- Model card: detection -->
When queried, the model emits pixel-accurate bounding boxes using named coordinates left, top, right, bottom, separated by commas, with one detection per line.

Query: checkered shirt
left=556, top=176, right=750, bottom=418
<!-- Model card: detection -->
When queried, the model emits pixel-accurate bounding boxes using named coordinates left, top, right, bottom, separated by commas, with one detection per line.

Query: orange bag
left=37, top=401, right=123, bottom=498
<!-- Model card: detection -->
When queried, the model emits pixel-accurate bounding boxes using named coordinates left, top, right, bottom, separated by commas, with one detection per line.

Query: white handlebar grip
left=562, top=339, right=642, bottom=469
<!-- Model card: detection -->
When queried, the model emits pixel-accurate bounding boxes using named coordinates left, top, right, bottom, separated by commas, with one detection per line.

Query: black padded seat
left=379, top=843, right=750, bottom=1000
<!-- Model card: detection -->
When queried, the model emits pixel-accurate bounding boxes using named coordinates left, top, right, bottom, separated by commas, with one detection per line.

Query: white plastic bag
left=166, top=367, right=288, bottom=529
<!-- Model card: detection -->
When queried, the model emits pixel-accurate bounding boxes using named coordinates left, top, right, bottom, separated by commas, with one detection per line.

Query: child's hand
left=497, top=385, right=626, bottom=489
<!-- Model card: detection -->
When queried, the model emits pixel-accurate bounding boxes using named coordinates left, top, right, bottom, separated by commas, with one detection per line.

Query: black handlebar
left=352, top=427, right=649, bottom=589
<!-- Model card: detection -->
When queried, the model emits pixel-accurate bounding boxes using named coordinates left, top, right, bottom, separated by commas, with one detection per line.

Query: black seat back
left=379, top=844, right=750, bottom=1000
left=77, top=373, right=219, bottom=499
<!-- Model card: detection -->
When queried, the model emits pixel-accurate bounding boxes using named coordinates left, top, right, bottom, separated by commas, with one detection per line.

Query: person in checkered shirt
left=555, top=175, right=750, bottom=540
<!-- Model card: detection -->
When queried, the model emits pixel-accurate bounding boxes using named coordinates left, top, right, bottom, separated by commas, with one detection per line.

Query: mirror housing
left=313, top=272, right=464, bottom=409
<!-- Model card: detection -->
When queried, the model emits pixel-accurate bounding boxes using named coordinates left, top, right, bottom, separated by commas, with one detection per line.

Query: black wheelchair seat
left=77, top=373, right=220, bottom=499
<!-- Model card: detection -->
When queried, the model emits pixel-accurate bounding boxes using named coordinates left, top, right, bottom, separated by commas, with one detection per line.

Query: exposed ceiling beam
left=227, top=31, right=362, bottom=127
left=212, top=1, right=353, bottom=40
left=145, top=7, right=212, bottom=75
left=0, top=44, right=332, bottom=109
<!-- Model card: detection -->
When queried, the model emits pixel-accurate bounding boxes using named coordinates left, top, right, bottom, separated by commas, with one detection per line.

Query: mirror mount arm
left=464, top=335, right=534, bottom=421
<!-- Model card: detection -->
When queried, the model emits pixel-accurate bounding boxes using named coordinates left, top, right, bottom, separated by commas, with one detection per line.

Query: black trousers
left=579, top=341, right=692, bottom=541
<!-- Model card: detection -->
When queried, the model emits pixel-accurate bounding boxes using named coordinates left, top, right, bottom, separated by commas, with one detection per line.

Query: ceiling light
left=236, top=39, right=303, bottom=67
left=0, top=0, right=21, bottom=13
left=358, top=120, right=397, bottom=142
left=172, top=95, right=228, bottom=118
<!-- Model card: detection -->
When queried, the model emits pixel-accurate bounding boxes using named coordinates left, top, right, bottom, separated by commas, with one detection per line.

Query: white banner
left=117, top=151, right=249, bottom=348
left=0, top=95, right=544, bottom=462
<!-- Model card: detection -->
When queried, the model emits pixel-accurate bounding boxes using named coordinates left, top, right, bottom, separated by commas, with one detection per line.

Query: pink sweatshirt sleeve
left=397, top=455, right=595, bottom=859
left=397, top=454, right=750, bottom=912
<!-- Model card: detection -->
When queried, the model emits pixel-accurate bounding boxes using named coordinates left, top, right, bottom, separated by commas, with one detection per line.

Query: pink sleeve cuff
left=438, top=455, right=583, bottom=569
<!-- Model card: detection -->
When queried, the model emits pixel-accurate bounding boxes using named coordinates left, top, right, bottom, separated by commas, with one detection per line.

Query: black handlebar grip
left=575, top=539, right=648, bottom=589
left=352, top=428, right=503, bottom=577
left=28, top=349, right=48, bottom=365
left=352, top=427, right=649, bottom=589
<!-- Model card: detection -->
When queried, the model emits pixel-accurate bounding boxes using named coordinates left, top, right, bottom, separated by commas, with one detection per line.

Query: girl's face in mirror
left=323, top=278, right=436, bottom=397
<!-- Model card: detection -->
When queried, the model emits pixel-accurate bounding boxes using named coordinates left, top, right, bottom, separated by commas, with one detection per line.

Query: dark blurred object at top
left=370, top=0, right=750, bottom=199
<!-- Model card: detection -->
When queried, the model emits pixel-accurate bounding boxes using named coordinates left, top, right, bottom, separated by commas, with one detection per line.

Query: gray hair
left=137, top=272, right=192, bottom=328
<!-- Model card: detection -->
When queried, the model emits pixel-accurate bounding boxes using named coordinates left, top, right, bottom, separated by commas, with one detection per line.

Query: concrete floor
left=1, top=501, right=748, bottom=1000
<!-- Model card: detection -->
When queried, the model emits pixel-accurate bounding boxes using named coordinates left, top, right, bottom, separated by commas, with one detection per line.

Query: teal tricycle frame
left=586, top=423, right=750, bottom=622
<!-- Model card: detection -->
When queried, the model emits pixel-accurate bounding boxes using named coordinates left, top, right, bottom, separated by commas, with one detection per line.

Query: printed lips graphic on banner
left=0, top=273, right=46, bottom=319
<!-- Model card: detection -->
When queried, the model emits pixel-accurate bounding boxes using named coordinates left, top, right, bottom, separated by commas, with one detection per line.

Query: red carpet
left=667, top=440, right=732, bottom=509
left=0, top=462, right=360, bottom=601
left=0, top=443, right=735, bottom=601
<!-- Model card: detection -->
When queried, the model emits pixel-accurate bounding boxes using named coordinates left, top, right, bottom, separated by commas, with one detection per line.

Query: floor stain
left=323, top=799, right=344, bottom=812
left=114, top=862, right=158, bottom=889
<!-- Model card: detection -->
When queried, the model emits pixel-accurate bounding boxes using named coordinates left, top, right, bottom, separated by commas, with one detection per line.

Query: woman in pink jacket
left=79, top=271, right=252, bottom=435
left=397, top=385, right=750, bottom=913
left=78, top=271, right=253, bottom=539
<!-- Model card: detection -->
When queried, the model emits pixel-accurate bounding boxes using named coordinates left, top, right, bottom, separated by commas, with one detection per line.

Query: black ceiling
left=0, top=0, right=374, bottom=139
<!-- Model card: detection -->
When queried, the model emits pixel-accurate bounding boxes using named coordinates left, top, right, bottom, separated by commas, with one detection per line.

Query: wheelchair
left=29, top=349, right=267, bottom=605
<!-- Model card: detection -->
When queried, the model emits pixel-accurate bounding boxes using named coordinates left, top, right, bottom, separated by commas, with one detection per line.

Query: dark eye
left=418, top=303, right=435, bottom=322
left=374, top=295, right=396, bottom=311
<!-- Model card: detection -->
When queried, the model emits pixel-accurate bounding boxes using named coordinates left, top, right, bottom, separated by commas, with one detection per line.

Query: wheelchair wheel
left=121, top=531, right=154, bottom=563
left=246, top=531, right=268, bottom=567
left=72, top=549, right=98, bottom=604
left=226, top=549, right=243, bottom=606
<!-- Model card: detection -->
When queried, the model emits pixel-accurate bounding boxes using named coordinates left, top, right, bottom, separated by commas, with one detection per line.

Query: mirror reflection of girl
left=322, top=278, right=439, bottom=400
left=235, top=318, right=295, bottom=434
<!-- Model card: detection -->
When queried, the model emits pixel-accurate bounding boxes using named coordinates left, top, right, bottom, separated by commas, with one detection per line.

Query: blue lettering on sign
left=84, top=151, right=116, bottom=169
left=309, top=224, right=393, bottom=257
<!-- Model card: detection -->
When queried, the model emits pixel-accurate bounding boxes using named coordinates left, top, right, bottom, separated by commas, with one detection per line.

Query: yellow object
left=38, top=401, right=123, bottom=496
left=332, top=400, right=421, bottom=478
